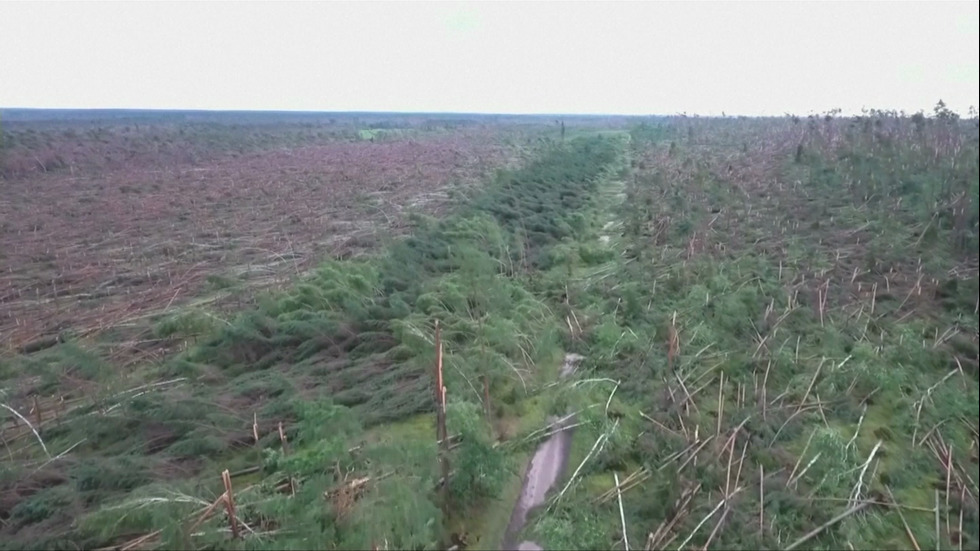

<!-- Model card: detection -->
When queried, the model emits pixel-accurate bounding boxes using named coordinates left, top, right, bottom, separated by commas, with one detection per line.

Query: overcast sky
left=2, top=1, right=977, bottom=116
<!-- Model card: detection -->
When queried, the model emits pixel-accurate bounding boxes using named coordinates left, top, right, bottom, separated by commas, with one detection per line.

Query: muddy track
left=501, top=353, right=584, bottom=551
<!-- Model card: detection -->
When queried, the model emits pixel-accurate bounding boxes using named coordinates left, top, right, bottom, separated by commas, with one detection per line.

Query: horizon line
left=3, top=105, right=964, bottom=120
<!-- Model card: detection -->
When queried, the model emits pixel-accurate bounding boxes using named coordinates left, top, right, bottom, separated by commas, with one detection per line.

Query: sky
left=1, top=1, right=978, bottom=116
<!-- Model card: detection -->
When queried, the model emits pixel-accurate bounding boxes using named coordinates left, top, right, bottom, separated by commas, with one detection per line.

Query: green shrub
left=71, top=456, right=150, bottom=495
left=10, top=485, right=75, bottom=524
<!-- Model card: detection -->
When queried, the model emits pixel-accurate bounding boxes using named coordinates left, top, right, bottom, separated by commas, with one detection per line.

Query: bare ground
left=0, top=131, right=521, bottom=358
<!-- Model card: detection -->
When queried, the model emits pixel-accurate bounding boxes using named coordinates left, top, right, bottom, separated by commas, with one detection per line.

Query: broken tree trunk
left=435, top=321, right=450, bottom=504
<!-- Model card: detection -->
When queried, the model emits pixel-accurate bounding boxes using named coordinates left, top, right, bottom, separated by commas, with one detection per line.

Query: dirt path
left=501, top=353, right=584, bottom=550
left=500, top=134, right=629, bottom=550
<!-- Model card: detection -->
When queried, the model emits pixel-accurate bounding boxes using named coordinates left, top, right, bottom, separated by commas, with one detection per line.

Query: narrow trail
left=500, top=133, right=630, bottom=551
left=501, top=353, right=584, bottom=551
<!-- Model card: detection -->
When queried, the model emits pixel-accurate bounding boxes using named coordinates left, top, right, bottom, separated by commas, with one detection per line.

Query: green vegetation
left=518, top=110, right=978, bottom=550
left=2, top=110, right=977, bottom=551
left=1, top=134, right=623, bottom=549
left=357, top=128, right=409, bottom=141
